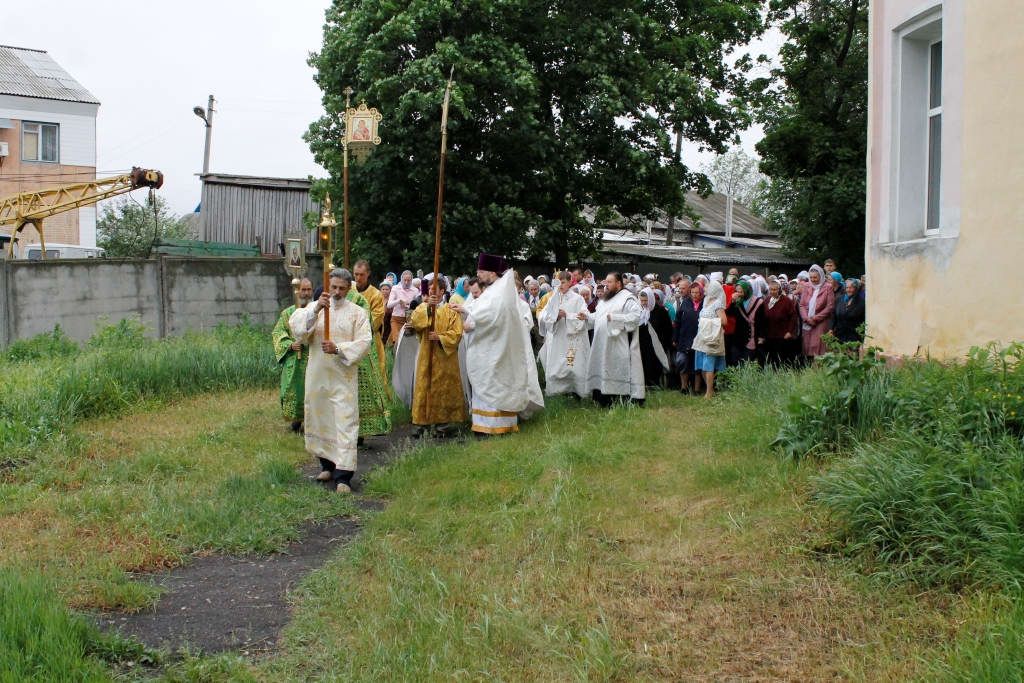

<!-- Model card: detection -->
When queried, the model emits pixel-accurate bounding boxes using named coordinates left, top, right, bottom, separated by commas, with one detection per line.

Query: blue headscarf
left=454, top=276, right=469, bottom=299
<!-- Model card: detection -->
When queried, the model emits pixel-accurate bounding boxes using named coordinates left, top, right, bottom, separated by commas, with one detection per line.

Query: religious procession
left=274, top=251, right=867, bottom=493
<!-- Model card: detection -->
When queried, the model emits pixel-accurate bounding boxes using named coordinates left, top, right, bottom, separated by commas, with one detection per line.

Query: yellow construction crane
left=0, top=167, right=164, bottom=259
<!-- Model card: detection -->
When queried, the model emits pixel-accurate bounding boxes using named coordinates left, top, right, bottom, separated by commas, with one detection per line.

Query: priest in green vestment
left=347, top=289, right=393, bottom=437
left=273, top=278, right=313, bottom=432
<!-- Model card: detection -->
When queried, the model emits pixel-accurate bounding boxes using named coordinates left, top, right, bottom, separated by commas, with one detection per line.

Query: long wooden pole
left=431, top=69, right=455, bottom=307
left=424, top=69, right=455, bottom=422
left=342, top=88, right=353, bottom=270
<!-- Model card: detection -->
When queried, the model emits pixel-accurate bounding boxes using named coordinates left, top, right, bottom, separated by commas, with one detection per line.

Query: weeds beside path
left=261, top=388, right=968, bottom=681
left=0, top=378, right=984, bottom=680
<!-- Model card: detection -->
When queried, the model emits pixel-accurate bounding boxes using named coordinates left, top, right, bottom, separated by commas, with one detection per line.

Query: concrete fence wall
left=0, top=256, right=322, bottom=347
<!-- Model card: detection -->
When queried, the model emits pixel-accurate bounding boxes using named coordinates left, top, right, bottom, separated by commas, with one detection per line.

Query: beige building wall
left=867, top=0, right=1024, bottom=358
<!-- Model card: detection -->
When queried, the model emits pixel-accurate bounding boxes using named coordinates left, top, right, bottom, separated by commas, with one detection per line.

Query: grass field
left=2, top=348, right=1022, bottom=679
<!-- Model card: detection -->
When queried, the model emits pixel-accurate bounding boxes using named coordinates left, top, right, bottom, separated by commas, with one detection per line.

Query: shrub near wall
left=776, top=342, right=1024, bottom=589
left=0, top=320, right=278, bottom=468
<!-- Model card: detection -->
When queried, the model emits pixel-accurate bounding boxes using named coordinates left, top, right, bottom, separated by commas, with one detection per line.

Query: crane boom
left=1, top=167, right=164, bottom=259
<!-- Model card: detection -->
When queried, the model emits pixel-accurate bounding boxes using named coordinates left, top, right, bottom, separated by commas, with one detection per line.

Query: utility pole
left=193, top=95, right=215, bottom=175
left=665, top=127, right=683, bottom=246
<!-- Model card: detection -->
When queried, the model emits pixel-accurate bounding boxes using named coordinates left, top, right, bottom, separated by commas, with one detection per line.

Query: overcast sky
left=5, top=2, right=775, bottom=217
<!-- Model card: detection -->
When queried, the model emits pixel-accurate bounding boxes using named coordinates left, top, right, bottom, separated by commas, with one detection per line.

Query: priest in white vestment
left=290, top=268, right=372, bottom=493
left=460, top=254, right=543, bottom=434
left=582, top=271, right=645, bottom=406
left=537, top=271, right=591, bottom=398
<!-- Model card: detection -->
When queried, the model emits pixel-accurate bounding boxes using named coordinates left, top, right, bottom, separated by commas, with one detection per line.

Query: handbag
left=693, top=316, right=725, bottom=356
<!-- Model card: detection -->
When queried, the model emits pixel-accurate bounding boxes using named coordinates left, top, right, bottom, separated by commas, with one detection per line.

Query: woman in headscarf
left=759, top=279, right=798, bottom=367
left=799, top=264, right=837, bottom=358
left=650, top=289, right=674, bottom=376
left=829, top=271, right=844, bottom=297
left=379, top=281, right=393, bottom=345
left=691, top=279, right=728, bottom=399
left=637, top=288, right=669, bottom=387
left=449, top=275, right=470, bottom=305
left=833, top=278, right=866, bottom=344
left=725, top=280, right=763, bottom=366
left=673, top=280, right=703, bottom=394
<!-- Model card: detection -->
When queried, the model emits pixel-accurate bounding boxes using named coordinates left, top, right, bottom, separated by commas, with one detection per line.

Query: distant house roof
left=584, top=191, right=774, bottom=240
left=199, top=173, right=313, bottom=191
left=603, top=243, right=807, bottom=267
left=0, top=45, right=99, bottom=104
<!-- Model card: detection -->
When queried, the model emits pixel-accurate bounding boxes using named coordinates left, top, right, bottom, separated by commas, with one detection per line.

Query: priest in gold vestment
left=408, top=279, right=467, bottom=435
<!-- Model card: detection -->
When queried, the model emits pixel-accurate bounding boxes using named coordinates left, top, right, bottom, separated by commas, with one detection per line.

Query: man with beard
left=580, top=272, right=644, bottom=406
left=537, top=271, right=591, bottom=398
left=289, top=269, right=372, bottom=493
left=353, top=259, right=388, bottom=383
left=273, top=278, right=314, bottom=432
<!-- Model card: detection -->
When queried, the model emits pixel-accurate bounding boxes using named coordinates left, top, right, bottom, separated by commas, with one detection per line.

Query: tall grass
left=0, top=567, right=144, bottom=681
left=774, top=341, right=1024, bottom=591
left=0, top=320, right=277, bottom=468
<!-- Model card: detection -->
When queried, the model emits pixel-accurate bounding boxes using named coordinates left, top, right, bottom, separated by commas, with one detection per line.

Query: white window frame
left=21, top=121, right=59, bottom=163
left=924, top=39, right=942, bottom=234
left=887, top=6, right=942, bottom=244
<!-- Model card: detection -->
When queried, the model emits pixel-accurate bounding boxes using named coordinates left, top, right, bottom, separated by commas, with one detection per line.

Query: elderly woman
left=758, top=279, right=798, bottom=366
left=725, top=280, right=764, bottom=366
left=637, top=288, right=670, bottom=387
left=386, top=270, right=419, bottom=345
left=692, top=280, right=728, bottom=399
left=799, top=264, right=837, bottom=358
left=833, top=278, right=866, bottom=344
left=673, top=280, right=703, bottom=394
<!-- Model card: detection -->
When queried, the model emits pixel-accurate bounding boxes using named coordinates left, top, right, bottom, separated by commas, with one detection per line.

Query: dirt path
left=96, top=425, right=417, bottom=654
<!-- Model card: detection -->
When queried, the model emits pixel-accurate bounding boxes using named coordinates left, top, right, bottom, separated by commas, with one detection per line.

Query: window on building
left=889, top=9, right=943, bottom=243
left=22, top=122, right=59, bottom=163
left=926, top=40, right=942, bottom=232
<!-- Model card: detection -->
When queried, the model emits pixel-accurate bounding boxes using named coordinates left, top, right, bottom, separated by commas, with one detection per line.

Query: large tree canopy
left=754, top=0, right=869, bottom=272
left=307, top=0, right=763, bottom=272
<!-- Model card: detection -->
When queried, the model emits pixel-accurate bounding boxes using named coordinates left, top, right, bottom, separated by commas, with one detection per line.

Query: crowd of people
left=272, top=253, right=866, bottom=493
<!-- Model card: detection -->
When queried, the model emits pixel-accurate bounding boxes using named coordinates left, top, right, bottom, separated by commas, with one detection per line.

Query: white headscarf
left=638, top=286, right=655, bottom=324
left=805, top=264, right=827, bottom=320
left=700, top=280, right=726, bottom=317
left=709, top=271, right=724, bottom=283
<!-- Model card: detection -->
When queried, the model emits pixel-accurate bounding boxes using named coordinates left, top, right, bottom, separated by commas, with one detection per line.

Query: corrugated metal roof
left=0, top=45, right=99, bottom=104
left=603, top=243, right=807, bottom=266
left=200, top=173, right=313, bottom=191
left=584, top=191, right=775, bottom=239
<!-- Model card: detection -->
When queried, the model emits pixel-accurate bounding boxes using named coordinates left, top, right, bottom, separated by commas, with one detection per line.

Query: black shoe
left=290, top=421, right=303, bottom=433
left=357, top=436, right=365, bottom=446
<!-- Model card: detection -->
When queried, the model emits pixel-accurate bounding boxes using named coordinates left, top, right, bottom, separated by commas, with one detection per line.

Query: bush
left=4, top=326, right=80, bottom=363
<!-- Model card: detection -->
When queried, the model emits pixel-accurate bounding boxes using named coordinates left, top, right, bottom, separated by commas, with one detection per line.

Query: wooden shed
left=197, top=173, right=318, bottom=255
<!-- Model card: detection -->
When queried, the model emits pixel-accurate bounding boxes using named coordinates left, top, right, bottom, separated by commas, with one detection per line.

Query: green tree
left=306, top=0, right=764, bottom=273
left=96, top=194, right=195, bottom=258
left=754, top=0, right=868, bottom=272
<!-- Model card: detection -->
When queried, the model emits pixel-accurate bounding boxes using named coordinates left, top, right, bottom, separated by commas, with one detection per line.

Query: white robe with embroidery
left=464, top=271, right=541, bottom=415
left=537, top=289, right=591, bottom=397
left=290, top=298, right=371, bottom=470
left=585, top=289, right=645, bottom=400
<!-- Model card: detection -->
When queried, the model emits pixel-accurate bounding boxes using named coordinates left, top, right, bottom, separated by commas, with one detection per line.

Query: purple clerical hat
left=477, top=252, right=508, bottom=274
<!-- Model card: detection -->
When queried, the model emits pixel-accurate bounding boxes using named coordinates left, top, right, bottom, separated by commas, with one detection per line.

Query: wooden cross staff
left=424, top=69, right=455, bottom=420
